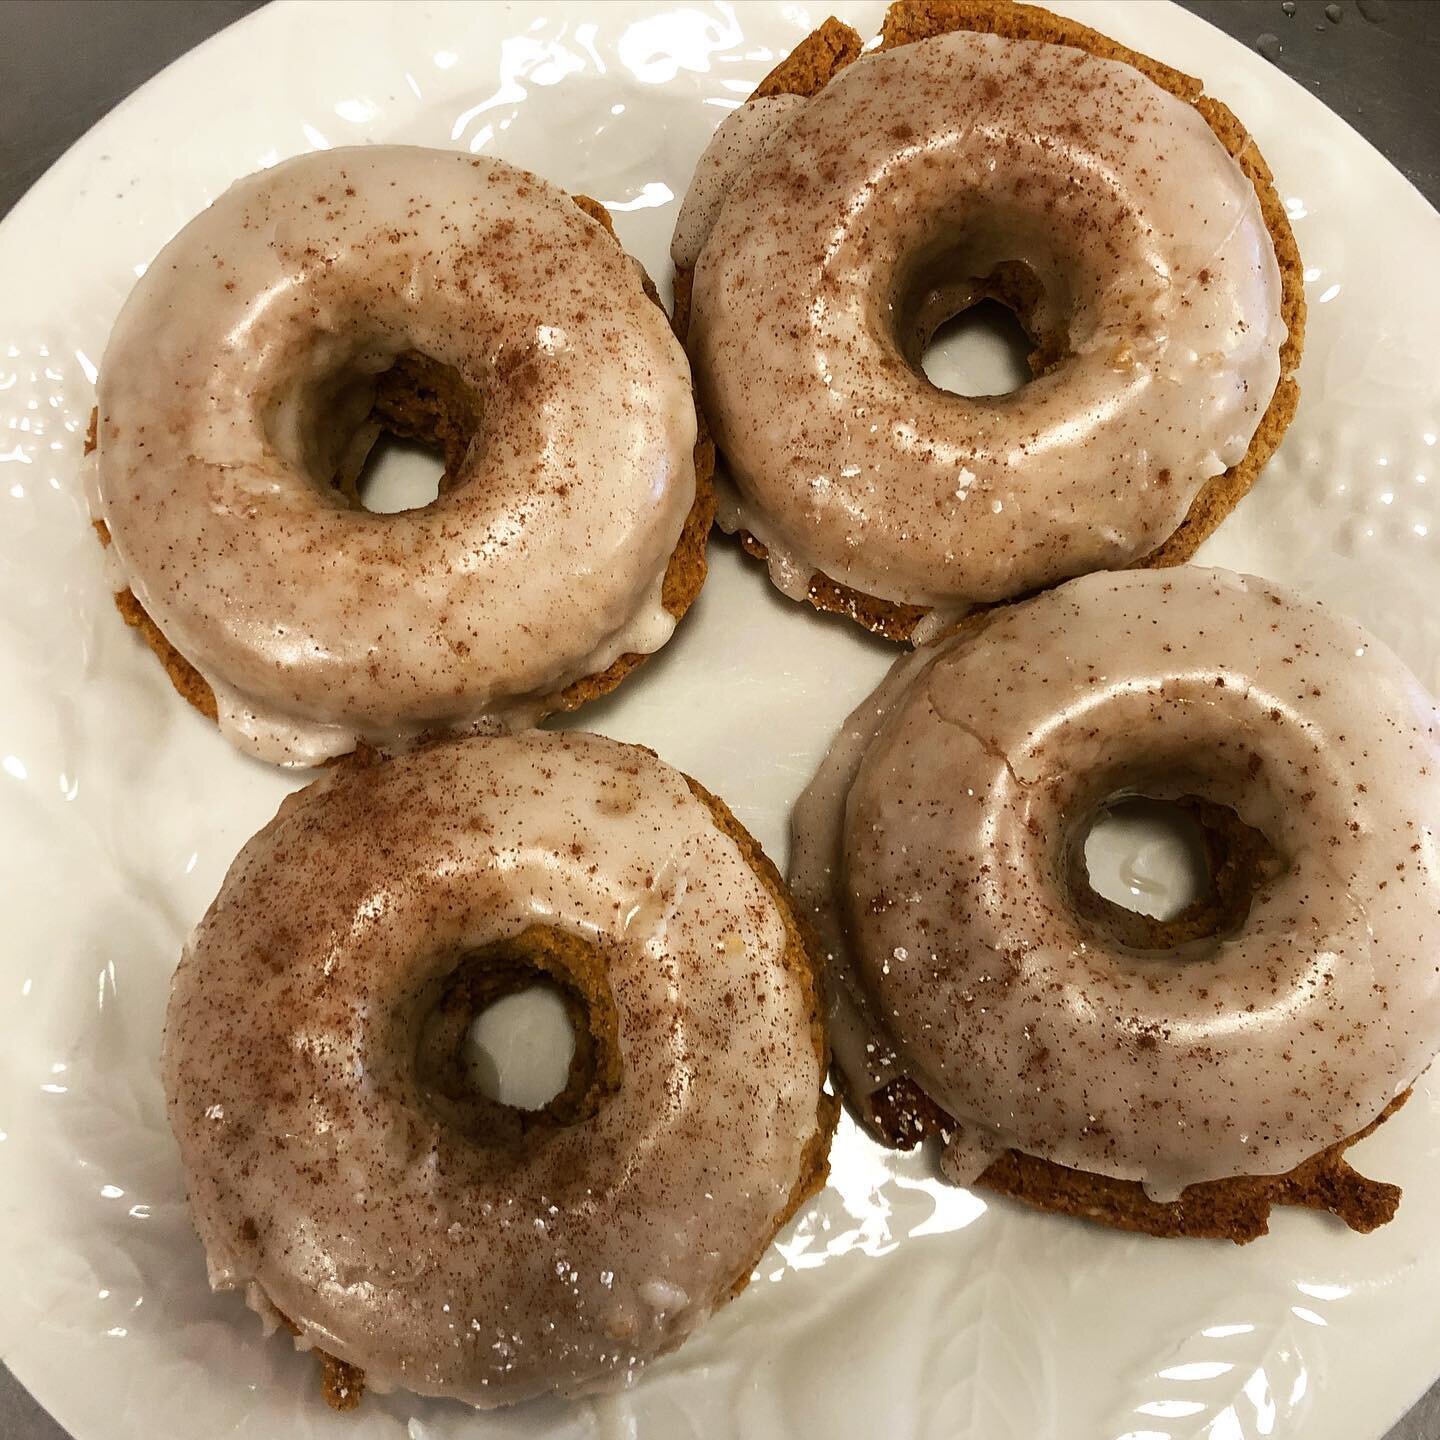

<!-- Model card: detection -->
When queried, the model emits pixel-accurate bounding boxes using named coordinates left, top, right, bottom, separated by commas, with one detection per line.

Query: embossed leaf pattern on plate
left=1105, top=1305, right=1314, bottom=1440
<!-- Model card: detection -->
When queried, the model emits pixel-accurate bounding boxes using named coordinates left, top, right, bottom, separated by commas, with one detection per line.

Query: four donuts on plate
left=84, top=0, right=1432, bottom=1418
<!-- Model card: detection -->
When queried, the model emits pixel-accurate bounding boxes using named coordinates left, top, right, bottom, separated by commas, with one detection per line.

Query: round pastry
left=792, top=567, right=1440, bottom=1241
left=163, top=731, right=835, bottom=1408
left=674, top=1, right=1303, bottom=639
left=92, top=145, right=712, bottom=764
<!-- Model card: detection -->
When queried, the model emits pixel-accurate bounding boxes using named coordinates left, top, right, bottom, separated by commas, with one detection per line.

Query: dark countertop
left=1, top=3, right=1436, bottom=1438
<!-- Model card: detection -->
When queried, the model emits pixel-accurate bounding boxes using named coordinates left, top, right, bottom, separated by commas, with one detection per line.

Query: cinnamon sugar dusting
left=163, top=732, right=830, bottom=1406
left=683, top=29, right=1288, bottom=612
left=792, top=568, right=1440, bottom=1209
left=94, top=147, right=697, bottom=765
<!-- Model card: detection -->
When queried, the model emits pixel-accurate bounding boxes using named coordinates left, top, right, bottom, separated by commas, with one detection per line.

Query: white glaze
left=95, top=146, right=697, bottom=765
left=793, top=568, right=1440, bottom=1199
left=686, top=31, right=1288, bottom=611
left=670, top=96, right=807, bottom=271
left=162, top=732, right=825, bottom=1406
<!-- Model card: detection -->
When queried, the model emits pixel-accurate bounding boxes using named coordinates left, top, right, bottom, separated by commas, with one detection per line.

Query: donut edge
left=679, top=768, right=841, bottom=1297
left=90, top=191, right=716, bottom=752
left=854, top=1073, right=1405, bottom=1244
left=674, top=0, right=1307, bottom=642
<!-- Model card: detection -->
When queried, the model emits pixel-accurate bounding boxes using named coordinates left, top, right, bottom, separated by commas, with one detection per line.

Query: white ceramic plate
left=2, top=3, right=1438, bottom=1437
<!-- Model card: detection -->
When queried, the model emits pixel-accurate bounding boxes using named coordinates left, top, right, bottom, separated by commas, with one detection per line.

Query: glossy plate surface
left=1, top=3, right=1438, bottom=1438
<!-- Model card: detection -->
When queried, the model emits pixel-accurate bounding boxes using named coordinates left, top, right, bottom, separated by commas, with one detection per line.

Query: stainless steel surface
left=0, top=2, right=1436, bottom=1436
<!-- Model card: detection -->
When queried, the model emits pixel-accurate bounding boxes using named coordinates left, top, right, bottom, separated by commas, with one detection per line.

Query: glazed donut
left=163, top=732, right=834, bottom=1407
left=674, top=1, right=1303, bottom=639
left=93, top=146, right=710, bottom=764
left=792, top=567, right=1440, bottom=1241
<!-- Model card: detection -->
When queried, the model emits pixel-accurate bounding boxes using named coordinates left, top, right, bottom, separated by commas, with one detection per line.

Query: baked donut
left=674, top=1, right=1303, bottom=639
left=792, top=567, right=1440, bottom=1241
left=163, top=732, right=835, bottom=1407
left=92, top=146, right=712, bottom=764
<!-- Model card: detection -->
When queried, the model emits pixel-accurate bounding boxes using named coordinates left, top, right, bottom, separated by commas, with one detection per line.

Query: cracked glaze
left=94, top=146, right=697, bottom=764
left=162, top=732, right=824, bottom=1406
left=792, top=568, right=1440, bottom=1201
left=684, top=29, right=1286, bottom=611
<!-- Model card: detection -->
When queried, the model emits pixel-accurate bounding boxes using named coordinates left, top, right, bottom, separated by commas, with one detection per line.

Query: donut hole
left=415, top=924, right=621, bottom=1143
left=920, top=300, right=1034, bottom=398
left=348, top=433, right=444, bottom=515
left=1082, top=797, right=1210, bottom=922
left=464, top=984, right=576, bottom=1111
left=269, top=349, right=481, bottom=514
left=895, top=249, right=1072, bottom=399
left=1071, top=795, right=1282, bottom=953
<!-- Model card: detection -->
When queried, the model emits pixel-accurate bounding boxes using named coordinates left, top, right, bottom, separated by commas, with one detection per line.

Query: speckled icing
left=95, top=146, right=697, bottom=765
left=792, top=568, right=1440, bottom=1202
left=671, top=96, right=807, bottom=271
left=162, top=732, right=824, bottom=1406
left=684, top=30, right=1287, bottom=611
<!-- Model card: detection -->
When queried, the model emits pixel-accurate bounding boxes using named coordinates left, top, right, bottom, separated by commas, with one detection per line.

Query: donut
left=162, top=732, right=835, bottom=1407
left=91, top=146, right=713, bottom=764
left=673, top=1, right=1303, bottom=640
left=792, top=567, right=1440, bottom=1241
